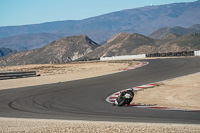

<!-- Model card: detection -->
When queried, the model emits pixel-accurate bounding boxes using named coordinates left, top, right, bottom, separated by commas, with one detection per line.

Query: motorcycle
left=113, top=88, right=134, bottom=106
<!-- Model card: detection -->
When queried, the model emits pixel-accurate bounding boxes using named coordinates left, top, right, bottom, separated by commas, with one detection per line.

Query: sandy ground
left=0, top=60, right=200, bottom=132
left=0, top=61, right=138, bottom=90
left=132, top=72, right=200, bottom=110
left=0, top=118, right=200, bottom=133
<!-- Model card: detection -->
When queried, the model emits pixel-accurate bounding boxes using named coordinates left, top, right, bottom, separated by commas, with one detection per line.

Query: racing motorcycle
left=113, top=88, right=134, bottom=106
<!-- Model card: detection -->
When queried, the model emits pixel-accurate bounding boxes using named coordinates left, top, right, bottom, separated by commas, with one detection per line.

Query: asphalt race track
left=0, top=58, right=200, bottom=124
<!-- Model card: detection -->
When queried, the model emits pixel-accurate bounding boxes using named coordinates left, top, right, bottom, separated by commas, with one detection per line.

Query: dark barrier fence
left=0, top=71, right=37, bottom=80
left=75, top=57, right=100, bottom=61
left=146, top=51, right=194, bottom=57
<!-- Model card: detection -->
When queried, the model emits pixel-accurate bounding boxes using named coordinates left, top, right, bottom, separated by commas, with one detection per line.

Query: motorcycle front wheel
left=117, top=97, right=126, bottom=106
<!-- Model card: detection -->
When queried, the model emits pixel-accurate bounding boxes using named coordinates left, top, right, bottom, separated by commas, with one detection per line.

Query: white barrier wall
left=100, top=50, right=200, bottom=60
left=194, top=50, right=200, bottom=56
left=100, top=54, right=146, bottom=60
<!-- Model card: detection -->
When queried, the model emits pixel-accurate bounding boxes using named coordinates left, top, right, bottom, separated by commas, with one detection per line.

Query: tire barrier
left=0, top=71, right=37, bottom=80
left=76, top=57, right=100, bottom=61
left=146, top=51, right=195, bottom=57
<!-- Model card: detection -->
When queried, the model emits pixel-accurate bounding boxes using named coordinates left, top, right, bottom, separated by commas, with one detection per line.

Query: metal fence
left=0, top=71, right=37, bottom=80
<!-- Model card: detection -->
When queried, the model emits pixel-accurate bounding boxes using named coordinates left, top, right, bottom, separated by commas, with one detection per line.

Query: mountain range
left=81, top=32, right=200, bottom=59
left=0, top=32, right=199, bottom=66
left=0, top=0, right=200, bottom=51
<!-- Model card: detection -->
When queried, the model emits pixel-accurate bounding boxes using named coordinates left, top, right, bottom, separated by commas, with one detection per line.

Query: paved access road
left=0, top=58, right=200, bottom=124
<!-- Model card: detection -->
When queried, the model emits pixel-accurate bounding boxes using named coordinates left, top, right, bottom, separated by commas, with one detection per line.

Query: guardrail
left=0, top=71, right=37, bottom=80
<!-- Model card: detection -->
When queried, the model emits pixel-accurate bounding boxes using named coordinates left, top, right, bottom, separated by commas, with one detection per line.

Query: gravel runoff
left=0, top=118, right=200, bottom=133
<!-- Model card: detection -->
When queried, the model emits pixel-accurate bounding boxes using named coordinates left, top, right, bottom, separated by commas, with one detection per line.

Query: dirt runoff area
left=132, top=72, right=200, bottom=111
left=0, top=60, right=138, bottom=90
left=0, top=60, right=200, bottom=133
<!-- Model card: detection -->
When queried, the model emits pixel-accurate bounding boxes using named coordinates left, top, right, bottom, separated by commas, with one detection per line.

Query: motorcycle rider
left=113, top=88, right=134, bottom=106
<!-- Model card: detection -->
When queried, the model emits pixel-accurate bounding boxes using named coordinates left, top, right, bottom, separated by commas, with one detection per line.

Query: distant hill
left=0, top=48, right=15, bottom=57
left=82, top=33, right=154, bottom=58
left=190, top=24, right=200, bottom=30
left=151, top=33, right=200, bottom=53
left=0, top=35, right=99, bottom=66
left=81, top=32, right=200, bottom=59
left=159, top=33, right=180, bottom=40
left=0, top=33, right=61, bottom=51
left=0, top=0, right=199, bottom=45
left=165, top=32, right=200, bottom=50
left=149, top=24, right=200, bottom=39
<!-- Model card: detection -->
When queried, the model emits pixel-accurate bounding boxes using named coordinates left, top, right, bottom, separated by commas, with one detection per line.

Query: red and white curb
left=106, top=83, right=200, bottom=112
left=106, top=61, right=153, bottom=104
left=106, top=83, right=156, bottom=103
left=124, top=61, right=149, bottom=70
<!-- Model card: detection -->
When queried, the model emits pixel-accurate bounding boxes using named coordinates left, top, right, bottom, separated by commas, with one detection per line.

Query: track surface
left=0, top=58, right=200, bottom=124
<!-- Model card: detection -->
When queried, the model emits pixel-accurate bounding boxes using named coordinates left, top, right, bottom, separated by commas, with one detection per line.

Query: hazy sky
left=0, top=0, right=197, bottom=27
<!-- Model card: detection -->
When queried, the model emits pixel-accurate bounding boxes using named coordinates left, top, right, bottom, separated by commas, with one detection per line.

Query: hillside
left=166, top=32, right=200, bottom=50
left=82, top=33, right=154, bottom=58
left=82, top=32, right=200, bottom=59
left=149, top=24, right=200, bottom=39
left=190, top=24, right=200, bottom=30
left=0, top=48, right=15, bottom=57
left=0, top=33, right=61, bottom=51
left=0, top=0, right=200, bottom=46
left=0, top=35, right=99, bottom=66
